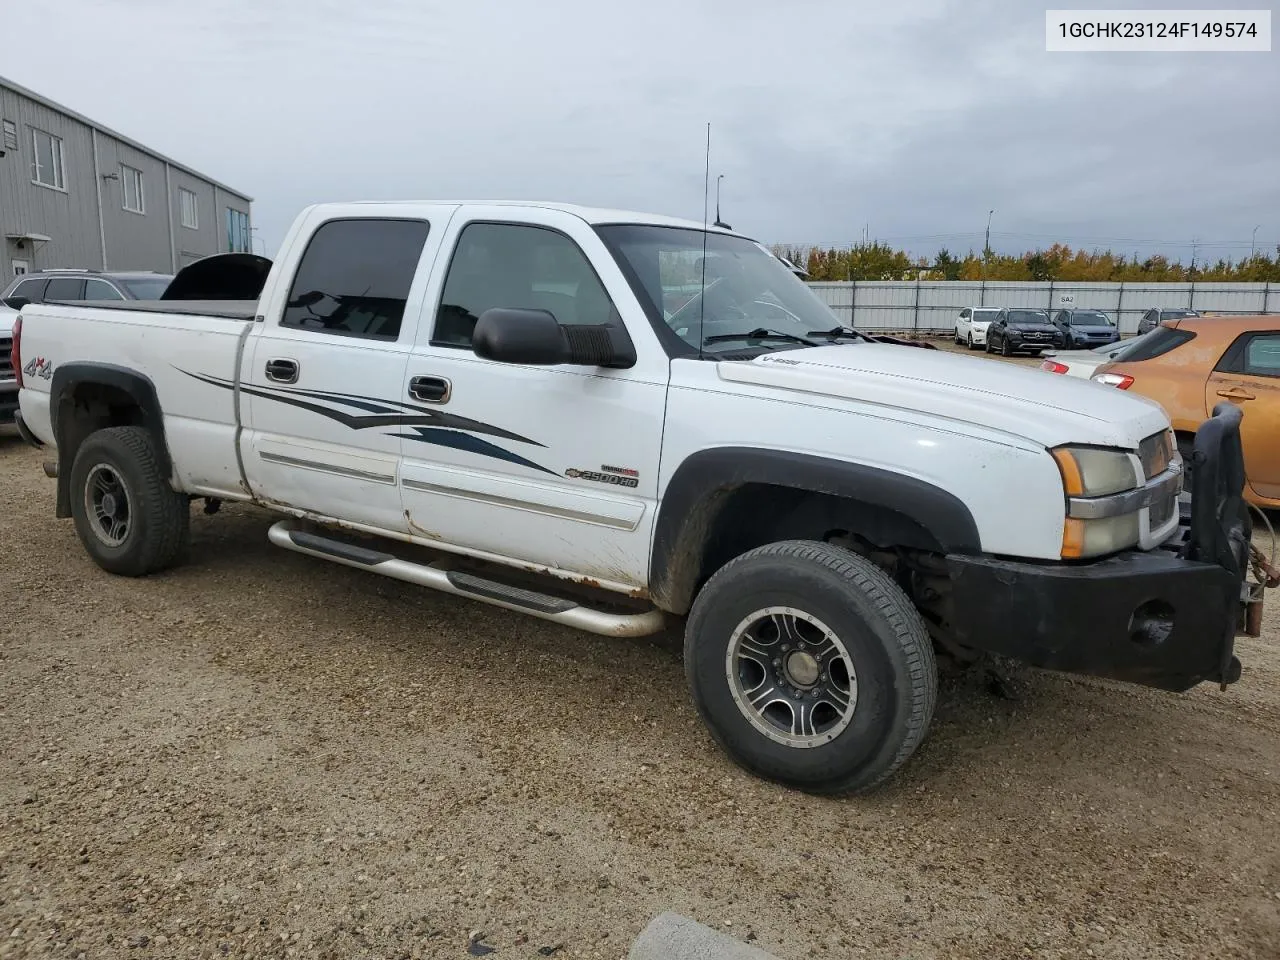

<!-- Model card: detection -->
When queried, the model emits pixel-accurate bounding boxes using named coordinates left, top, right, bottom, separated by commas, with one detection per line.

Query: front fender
left=649, top=447, right=981, bottom=613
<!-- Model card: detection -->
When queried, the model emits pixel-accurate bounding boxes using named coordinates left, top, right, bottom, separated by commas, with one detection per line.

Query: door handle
left=409, top=375, right=451, bottom=404
left=1216, top=387, right=1255, bottom=401
left=265, top=358, right=298, bottom=383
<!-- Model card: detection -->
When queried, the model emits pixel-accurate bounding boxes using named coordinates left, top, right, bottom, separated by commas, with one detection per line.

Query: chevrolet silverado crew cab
left=10, top=201, right=1264, bottom=794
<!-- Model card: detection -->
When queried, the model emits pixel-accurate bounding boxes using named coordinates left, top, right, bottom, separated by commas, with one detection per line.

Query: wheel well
left=53, top=382, right=165, bottom=518
left=655, top=482, right=948, bottom=615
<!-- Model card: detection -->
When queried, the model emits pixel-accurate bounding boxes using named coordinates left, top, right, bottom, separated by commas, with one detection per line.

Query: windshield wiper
left=704, top=327, right=819, bottom=347
left=807, top=325, right=872, bottom=343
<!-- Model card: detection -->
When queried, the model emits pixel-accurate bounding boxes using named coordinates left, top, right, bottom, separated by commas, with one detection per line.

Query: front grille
left=0, top=337, right=12, bottom=381
left=1139, top=430, right=1174, bottom=480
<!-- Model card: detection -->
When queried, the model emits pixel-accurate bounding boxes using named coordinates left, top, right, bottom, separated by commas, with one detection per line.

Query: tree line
left=771, top=242, right=1280, bottom=283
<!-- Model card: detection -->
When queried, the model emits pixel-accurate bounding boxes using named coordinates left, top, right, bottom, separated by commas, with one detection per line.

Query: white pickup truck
left=10, top=201, right=1260, bottom=793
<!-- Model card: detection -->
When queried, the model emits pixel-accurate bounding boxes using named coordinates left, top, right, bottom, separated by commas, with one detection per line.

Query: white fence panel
left=803, top=280, right=1277, bottom=334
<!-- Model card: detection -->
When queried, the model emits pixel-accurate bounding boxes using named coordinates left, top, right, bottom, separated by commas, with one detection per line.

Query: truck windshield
left=596, top=224, right=840, bottom=356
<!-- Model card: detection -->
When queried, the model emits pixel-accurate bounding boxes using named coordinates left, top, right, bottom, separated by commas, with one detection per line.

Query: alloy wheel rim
left=85, top=464, right=132, bottom=547
left=724, top=606, right=858, bottom=748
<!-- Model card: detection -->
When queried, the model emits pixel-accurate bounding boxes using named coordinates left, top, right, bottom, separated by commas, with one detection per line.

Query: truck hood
left=716, top=344, right=1169, bottom=449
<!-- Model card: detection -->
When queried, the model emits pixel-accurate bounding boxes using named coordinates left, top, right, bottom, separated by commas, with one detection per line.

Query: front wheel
left=69, top=426, right=190, bottom=576
left=1001, top=338, right=1013, bottom=357
left=684, top=540, right=937, bottom=794
left=966, top=333, right=975, bottom=350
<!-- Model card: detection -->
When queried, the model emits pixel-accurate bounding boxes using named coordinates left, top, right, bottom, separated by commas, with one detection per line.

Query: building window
left=2, top=120, right=17, bottom=152
left=179, top=188, right=199, bottom=229
left=121, top=164, right=145, bottom=213
left=31, top=128, right=65, bottom=190
left=226, top=208, right=250, bottom=253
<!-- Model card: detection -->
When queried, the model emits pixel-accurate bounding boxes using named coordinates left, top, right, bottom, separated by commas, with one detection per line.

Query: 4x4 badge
left=23, top=356, right=53, bottom=380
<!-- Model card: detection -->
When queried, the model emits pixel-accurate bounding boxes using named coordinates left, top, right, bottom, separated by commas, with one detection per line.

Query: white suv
left=953, top=306, right=1000, bottom=349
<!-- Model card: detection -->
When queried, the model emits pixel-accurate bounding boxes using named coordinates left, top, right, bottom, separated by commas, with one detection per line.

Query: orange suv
left=1092, top=314, right=1280, bottom=509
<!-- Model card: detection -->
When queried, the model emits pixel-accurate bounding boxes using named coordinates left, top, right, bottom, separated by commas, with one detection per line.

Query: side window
left=434, top=222, right=617, bottom=348
left=83, top=278, right=125, bottom=301
left=960, top=309, right=970, bottom=320
left=12, top=277, right=48, bottom=302
left=1243, top=334, right=1280, bottom=378
left=280, top=218, right=430, bottom=341
left=44, top=277, right=85, bottom=301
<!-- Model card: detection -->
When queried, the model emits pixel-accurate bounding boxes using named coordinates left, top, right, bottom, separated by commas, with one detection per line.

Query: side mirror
left=472, top=308, right=635, bottom=368
left=2, top=296, right=30, bottom=310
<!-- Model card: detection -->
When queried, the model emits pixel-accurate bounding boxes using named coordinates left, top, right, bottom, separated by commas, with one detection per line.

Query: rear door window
left=1244, top=334, right=1280, bottom=377
left=280, top=218, right=430, bottom=341
left=44, top=277, right=85, bottom=300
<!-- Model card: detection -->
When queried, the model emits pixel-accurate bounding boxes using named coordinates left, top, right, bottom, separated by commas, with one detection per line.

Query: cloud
left=4, top=0, right=1276, bottom=260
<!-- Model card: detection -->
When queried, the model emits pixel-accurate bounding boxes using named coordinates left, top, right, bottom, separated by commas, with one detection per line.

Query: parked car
left=1092, top=314, right=1279, bottom=509
left=1051, top=309, right=1119, bottom=349
left=985, top=308, right=1063, bottom=356
left=10, top=200, right=1261, bottom=794
left=1038, top=332, right=1151, bottom=379
left=0, top=268, right=173, bottom=309
left=0, top=303, right=15, bottom=425
left=953, top=306, right=1000, bottom=349
left=1137, top=307, right=1200, bottom=335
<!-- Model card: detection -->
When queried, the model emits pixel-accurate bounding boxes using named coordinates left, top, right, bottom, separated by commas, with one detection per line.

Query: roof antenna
left=698, top=122, right=711, bottom=361
left=714, top=174, right=731, bottom=230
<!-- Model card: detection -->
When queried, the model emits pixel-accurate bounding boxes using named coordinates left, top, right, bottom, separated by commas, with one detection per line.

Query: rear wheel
left=69, top=426, right=190, bottom=576
left=984, top=335, right=994, bottom=354
left=684, top=540, right=937, bottom=794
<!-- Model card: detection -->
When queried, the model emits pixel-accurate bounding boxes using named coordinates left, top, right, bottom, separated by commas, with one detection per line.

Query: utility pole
left=1252, top=225, right=1262, bottom=259
left=983, top=209, right=994, bottom=280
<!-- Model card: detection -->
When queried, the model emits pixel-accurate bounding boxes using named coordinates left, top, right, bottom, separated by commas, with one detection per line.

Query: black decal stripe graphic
left=179, top=369, right=543, bottom=446
left=395, top=427, right=555, bottom=475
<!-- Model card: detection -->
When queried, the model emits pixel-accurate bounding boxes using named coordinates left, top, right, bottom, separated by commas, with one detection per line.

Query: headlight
left=1051, top=446, right=1143, bottom=558
left=1051, top=447, right=1139, bottom=497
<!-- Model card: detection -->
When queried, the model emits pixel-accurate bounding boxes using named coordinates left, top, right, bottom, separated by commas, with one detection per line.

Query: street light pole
left=1252, top=224, right=1262, bottom=259
left=985, top=209, right=994, bottom=257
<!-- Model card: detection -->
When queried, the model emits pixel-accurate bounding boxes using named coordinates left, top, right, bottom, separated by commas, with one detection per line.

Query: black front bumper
left=946, top=404, right=1252, bottom=693
left=947, top=545, right=1238, bottom=691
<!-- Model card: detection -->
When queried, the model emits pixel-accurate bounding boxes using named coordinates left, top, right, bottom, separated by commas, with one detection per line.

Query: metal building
left=0, top=75, right=252, bottom=280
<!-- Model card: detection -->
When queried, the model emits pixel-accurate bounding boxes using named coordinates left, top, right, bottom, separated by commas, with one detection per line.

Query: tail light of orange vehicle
left=1092, top=372, right=1134, bottom=389
left=1041, top=359, right=1069, bottom=374
left=9, top=315, right=20, bottom=389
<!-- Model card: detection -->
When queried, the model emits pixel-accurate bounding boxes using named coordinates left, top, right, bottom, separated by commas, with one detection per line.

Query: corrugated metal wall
left=0, top=84, right=105, bottom=272
left=1, top=78, right=250, bottom=280
left=808, top=280, right=1280, bottom=334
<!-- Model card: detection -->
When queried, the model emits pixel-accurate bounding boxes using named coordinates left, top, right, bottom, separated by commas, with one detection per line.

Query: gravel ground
left=2, top=413, right=1278, bottom=960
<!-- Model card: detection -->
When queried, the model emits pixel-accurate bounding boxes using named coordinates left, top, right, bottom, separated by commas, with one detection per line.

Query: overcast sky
left=6, top=0, right=1277, bottom=261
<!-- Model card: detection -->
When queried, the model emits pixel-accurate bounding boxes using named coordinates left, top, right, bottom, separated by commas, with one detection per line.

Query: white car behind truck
left=9, top=201, right=1263, bottom=793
